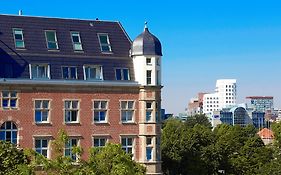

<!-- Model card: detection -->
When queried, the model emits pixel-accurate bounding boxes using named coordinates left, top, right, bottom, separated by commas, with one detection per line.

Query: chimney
left=18, top=10, right=23, bottom=16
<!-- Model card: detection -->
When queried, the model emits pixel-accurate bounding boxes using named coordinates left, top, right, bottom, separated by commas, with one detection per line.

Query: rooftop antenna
left=18, top=10, right=23, bottom=16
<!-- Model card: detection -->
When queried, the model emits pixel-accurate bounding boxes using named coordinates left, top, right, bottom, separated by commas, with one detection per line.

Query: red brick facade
left=0, top=84, right=145, bottom=160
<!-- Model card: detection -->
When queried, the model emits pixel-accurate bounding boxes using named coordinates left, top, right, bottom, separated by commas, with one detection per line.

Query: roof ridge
left=0, top=13, right=119, bottom=23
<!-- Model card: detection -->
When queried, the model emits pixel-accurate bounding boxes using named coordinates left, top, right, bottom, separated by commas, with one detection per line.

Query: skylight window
left=98, top=34, right=112, bottom=52
left=13, top=29, right=25, bottom=48
left=71, top=32, right=83, bottom=51
left=45, top=30, right=58, bottom=50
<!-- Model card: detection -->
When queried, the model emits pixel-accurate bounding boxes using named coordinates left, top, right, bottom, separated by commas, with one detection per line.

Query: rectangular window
left=156, top=57, right=160, bottom=66
left=146, top=102, right=153, bottom=122
left=13, top=29, right=25, bottom=48
left=93, top=137, right=107, bottom=147
left=84, top=65, right=103, bottom=80
left=147, top=70, right=152, bottom=85
left=71, top=32, right=83, bottom=51
left=62, top=67, right=77, bottom=79
left=146, top=58, right=152, bottom=65
left=64, top=100, right=79, bottom=123
left=1, top=91, right=17, bottom=109
left=157, top=70, right=160, bottom=85
left=93, top=101, right=108, bottom=123
left=98, top=34, right=112, bottom=52
left=115, top=68, right=130, bottom=80
left=35, top=139, right=49, bottom=158
left=45, top=31, right=58, bottom=50
left=121, top=101, right=134, bottom=122
left=35, top=100, right=50, bottom=123
left=30, top=64, right=50, bottom=79
left=146, top=137, right=153, bottom=161
left=121, top=137, right=133, bottom=156
left=65, top=138, right=78, bottom=161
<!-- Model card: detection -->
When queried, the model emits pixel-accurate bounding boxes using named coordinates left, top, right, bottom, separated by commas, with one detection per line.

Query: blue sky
left=1, top=0, right=281, bottom=114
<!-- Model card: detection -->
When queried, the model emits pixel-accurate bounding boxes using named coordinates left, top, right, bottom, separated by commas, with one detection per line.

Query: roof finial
left=144, top=21, right=148, bottom=31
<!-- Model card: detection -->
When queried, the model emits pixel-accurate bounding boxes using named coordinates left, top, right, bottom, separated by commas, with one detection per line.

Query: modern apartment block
left=187, top=92, right=206, bottom=116
left=0, top=14, right=163, bottom=174
left=203, top=79, right=237, bottom=115
left=246, top=96, right=274, bottom=112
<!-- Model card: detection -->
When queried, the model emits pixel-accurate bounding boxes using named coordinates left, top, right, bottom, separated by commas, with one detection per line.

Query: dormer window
left=71, top=32, right=83, bottom=51
left=45, top=30, right=58, bottom=50
left=13, top=29, right=25, bottom=48
left=62, top=66, right=77, bottom=79
left=83, top=65, right=103, bottom=80
left=30, top=64, right=50, bottom=79
left=115, top=68, right=130, bottom=80
left=98, top=34, right=112, bottom=52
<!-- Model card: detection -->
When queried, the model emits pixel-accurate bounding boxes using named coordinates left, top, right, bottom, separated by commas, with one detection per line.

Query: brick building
left=0, top=14, right=163, bottom=174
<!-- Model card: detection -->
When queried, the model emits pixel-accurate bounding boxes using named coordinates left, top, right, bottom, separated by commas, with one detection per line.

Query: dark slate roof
left=0, top=14, right=135, bottom=81
left=131, top=27, right=162, bottom=56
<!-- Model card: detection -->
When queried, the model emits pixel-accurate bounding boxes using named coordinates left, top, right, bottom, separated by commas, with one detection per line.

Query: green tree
left=0, top=141, right=30, bottom=175
left=185, top=114, right=212, bottom=128
left=84, top=143, right=145, bottom=175
left=161, top=118, right=215, bottom=175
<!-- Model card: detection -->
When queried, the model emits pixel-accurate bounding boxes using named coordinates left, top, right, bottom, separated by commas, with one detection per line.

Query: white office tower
left=203, top=79, right=237, bottom=115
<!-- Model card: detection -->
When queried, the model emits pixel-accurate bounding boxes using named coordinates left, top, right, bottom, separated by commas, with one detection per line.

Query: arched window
left=0, top=121, right=18, bottom=144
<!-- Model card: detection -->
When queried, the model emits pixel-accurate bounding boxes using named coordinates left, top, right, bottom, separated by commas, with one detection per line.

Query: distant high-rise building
left=246, top=96, right=274, bottom=112
left=187, top=92, right=206, bottom=116
left=203, top=79, right=237, bottom=115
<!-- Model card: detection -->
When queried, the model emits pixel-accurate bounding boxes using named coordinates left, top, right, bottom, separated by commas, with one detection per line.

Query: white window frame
left=115, top=68, right=130, bottom=80
left=29, top=64, right=50, bottom=79
left=146, top=101, right=153, bottom=122
left=1, top=91, right=18, bottom=110
left=121, top=136, right=134, bottom=158
left=93, top=137, right=108, bottom=147
left=70, top=31, right=83, bottom=51
left=97, top=33, right=112, bottom=52
left=83, top=65, right=103, bottom=80
left=34, top=138, right=50, bottom=158
left=45, top=30, right=59, bottom=50
left=34, top=100, right=50, bottom=124
left=64, top=100, right=80, bottom=124
left=120, top=100, right=135, bottom=123
left=13, top=28, right=25, bottom=49
left=93, top=100, right=108, bottom=123
left=64, top=138, right=79, bottom=161
left=62, top=66, right=78, bottom=79
left=146, top=136, right=153, bottom=161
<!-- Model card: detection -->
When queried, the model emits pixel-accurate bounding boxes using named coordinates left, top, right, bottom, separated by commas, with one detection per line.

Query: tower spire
left=144, top=21, right=148, bottom=31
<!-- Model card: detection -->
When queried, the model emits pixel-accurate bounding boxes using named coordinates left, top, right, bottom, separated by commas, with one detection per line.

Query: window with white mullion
left=121, top=101, right=134, bottom=122
left=115, top=68, right=130, bottom=80
left=93, top=137, right=107, bottom=147
left=35, top=100, right=50, bottom=123
left=35, top=138, right=49, bottom=158
left=13, top=28, right=25, bottom=48
left=84, top=65, right=103, bottom=80
left=121, top=137, right=133, bottom=157
left=30, top=64, right=50, bottom=79
left=146, top=102, right=153, bottom=122
left=45, top=30, right=58, bottom=50
left=64, top=138, right=78, bottom=161
left=64, top=100, right=79, bottom=123
left=98, top=34, right=112, bottom=52
left=146, top=136, right=153, bottom=161
left=71, top=32, right=83, bottom=51
left=1, top=91, right=18, bottom=109
left=93, top=101, right=108, bottom=123
left=62, top=66, right=77, bottom=79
